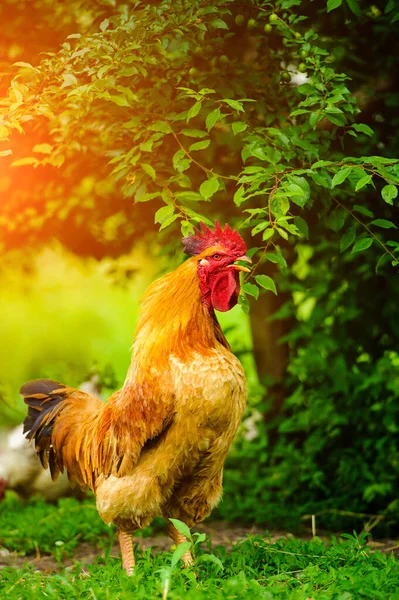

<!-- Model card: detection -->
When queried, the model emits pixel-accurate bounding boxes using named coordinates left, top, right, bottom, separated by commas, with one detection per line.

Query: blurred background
left=0, top=0, right=399, bottom=537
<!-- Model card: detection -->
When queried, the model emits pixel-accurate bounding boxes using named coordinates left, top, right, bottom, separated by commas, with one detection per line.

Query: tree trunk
left=249, top=263, right=292, bottom=418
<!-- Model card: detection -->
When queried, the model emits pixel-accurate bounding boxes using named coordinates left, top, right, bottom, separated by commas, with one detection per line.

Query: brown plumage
left=22, top=222, right=250, bottom=574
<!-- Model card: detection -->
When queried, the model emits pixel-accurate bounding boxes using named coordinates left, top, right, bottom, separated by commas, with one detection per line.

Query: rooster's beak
left=229, top=255, right=252, bottom=273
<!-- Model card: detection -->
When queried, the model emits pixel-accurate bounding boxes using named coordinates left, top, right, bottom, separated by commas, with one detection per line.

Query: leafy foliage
left=1, top=0, right=398, bottom=273
left=221, top=254, right=399, bottom=531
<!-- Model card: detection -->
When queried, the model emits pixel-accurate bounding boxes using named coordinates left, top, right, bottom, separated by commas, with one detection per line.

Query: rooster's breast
left=170, top=348, right=246, bottom=434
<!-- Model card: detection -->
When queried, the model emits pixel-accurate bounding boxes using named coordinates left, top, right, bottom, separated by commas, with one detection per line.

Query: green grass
left=1, top=496, right=398, bottom=599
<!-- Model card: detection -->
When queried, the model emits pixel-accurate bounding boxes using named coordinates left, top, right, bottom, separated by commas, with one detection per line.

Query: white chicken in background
left=0, top=423, right=79, bottom=501
left=0, top=375, right=101, bottom=501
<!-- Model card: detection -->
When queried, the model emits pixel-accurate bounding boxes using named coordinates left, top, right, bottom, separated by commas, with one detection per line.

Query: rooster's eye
left=213, top=254, right=222, bottom=260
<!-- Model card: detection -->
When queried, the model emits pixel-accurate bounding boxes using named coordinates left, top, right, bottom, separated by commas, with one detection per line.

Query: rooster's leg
left=118, top=529, right=136, bottom=575
left=168, top=523, right=194, bottom=567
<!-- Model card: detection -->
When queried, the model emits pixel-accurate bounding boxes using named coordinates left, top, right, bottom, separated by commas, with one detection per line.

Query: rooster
left=21, top=222, right=250, bottom=575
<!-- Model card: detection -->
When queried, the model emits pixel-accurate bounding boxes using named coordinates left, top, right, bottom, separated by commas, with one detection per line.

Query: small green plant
left=157, top=519, right=224, bottom=599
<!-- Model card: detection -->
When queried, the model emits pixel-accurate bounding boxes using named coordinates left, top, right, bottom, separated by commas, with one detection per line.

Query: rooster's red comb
left=182, top=221, right=247, bottom=256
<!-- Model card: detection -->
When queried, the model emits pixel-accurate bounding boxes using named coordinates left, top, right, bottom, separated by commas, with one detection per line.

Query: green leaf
left=327, top=0, right=343, bottom=12
left=108, top=94, right=130, bottom=107
left=351, top=237, right=373, bottom=253
left=375, top=252, right=391, bottom=273
left=248, top=146, right=268, bottom=161
left=119, top=66, right=139, bottom=77
left=340, top=226, right=356, bottom=252
left=140, top=139, right=153, bottom=152
left=286, top=176, right=310, bottom=208
left=331, top=167, right=352, bottom=188
left=355, top=174, right=372, bottom=191
left=370, top=219, right=397, bottom=229
left=232, top=122, right=248, bottom=135
left=325, top=113, right=346, bottom=126
left=181, top=129, right=208, bottom=138
left=346, top=0, right=362, bottom=15
left=169, top=519, right=192, bottom=540
left=33, top=143, right=53, bottom=154
left=297, top=83, right=315, bottom=95
left=279, top=222, right=299, bottom=236
left=198, top=88, right=216, bottom=95
left=309, top=112, right=322, bottom=129
left=233, top=186, right=245, bottom=207
left=187, top=101, right=202, bottom=122
left=181, top=220, right=195, bottom=237
left=159, top=214, right=179, bottom=230
left=206, top=108, right=222, bottom=132
left=141, top=163, right=156, bottom=181
left=134, top=192, right=161, bottom=203
left=242, top=282, right=259, bottom=299
left=173, top=149, right=191, bottom=173
left=263, top=228, right=275, bottom=241
left=189, top=139, right=211, bottom=151
left=270, top=195, right=289, bottom=217
left=11, top=157, right=38, bottom=167
left=255, top=274, right=277, bottom=295
left=325, top=106, right=344, bottom=114
left=353, top=204, right=374, bottom=218
left=290, top=109, right=310, bottom=117
left=210, top=18, right=229, bottom=29
left=248, top=145, right=281, bottom=164
left=97, top=65, right=111, bottom=78
left=264, top=252, right=288, bottom=268
left=310, top=170, right=332, bottom=189
left=238, top=294, right=250, bottom=314
left=312, top=160, right=334, bottom=169
left=294, top=216, right=309, bottom=239
left=251, top=221, right=269, bottom=236
left=100, top=18, right=109, bottom=31
left=0, top=126, right=9, bottom=141
left=327, top=207, right=346, bottom=232
left=351, top=123, right=374, bottom=137
left=276, top=227, right=288, bottom=240
left=281, top=0, right=302, bottom=7
left=222, top=99, right=244, bottom=112
left=246, top=247, right=261, bottom=258
left=381, top=184, right=398, bottom=204
left=385, top=0, right=396, bottom=13
left=61, top=73, right=78, bottom=87
left=13, top=61, right=35, bottom=68
left=183, top=208, right=213, bottom=226
left=148, top=121, right=171, bottom=133
left=200, top=178, right=219, bottom=199
left=175, top=191, right=203, bottom=201
left=171, top=542, right=192, bottom=569
left=155, top=205, right=174, bottom=224
left=196, top=554, right=224, bottom=572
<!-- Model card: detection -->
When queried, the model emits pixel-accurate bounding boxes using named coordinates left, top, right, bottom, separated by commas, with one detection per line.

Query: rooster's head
left=182, top=222, right=251, bottom=312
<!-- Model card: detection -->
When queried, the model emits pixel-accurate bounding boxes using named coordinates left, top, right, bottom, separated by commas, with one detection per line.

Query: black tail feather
left=22, top=379, right=68, bottom=478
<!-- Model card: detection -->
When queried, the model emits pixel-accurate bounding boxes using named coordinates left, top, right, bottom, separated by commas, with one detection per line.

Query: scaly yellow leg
left=168, top=523, right=194, bottom=568
left=118, top=529, right=136, bottom=575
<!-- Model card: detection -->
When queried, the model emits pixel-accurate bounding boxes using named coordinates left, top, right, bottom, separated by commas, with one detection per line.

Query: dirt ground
left=1, top=521, right=398, bottom=572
